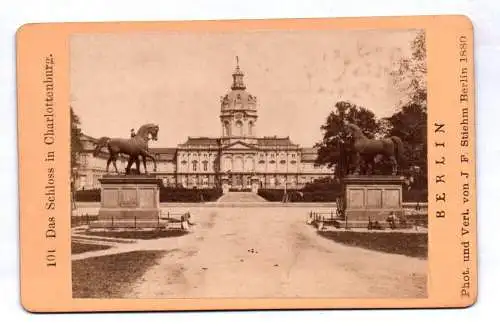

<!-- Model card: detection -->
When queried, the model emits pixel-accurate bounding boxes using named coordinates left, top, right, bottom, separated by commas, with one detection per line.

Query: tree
left=391, top=30, right=427, bottom=109
left=389, top=31, right=428, bottom=191
left=314, top=101, right=381, bottom=178
left=387, top=103, right=427, bottom=189
left=71, top=106, right=83, bottom=189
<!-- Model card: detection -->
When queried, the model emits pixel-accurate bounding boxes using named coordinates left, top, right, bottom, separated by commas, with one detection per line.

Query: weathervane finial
left=236, top=55, right=239, bottom=68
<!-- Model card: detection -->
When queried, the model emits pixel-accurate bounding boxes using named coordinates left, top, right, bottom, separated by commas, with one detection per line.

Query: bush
left=258, top=189, right=285, bottom=201
left=258, top=186, right=427, bottom=203
left=403, top=188, right=428, bottom=202
left=160, top=187, right=222, bottom=202
left=75, top=187, right=223, bottom=203
left=257, top=189, right=338, bottom=202
left=302, top=177, right=342, bottom=193
left=75, top=189, right=100, bottom=202
left=229, top=188, right=252, bottom=192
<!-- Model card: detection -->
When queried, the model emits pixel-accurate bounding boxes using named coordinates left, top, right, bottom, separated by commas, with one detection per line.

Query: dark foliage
left=75, top=189, right=101, bottom=202
left=403, top=187, right=428, bottom=203
left=71, top=242, right=111, bottom=254
left=74, top=187, right=223, bottom=202
left=314, top=101, right=381, bottom=178
left=159, top=187, right=223, bottom=202
left=258, top=188, right=339, bottom=202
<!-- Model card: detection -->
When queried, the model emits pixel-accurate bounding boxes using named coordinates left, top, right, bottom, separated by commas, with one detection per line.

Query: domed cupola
left=220, top=57, right=258, bottom=141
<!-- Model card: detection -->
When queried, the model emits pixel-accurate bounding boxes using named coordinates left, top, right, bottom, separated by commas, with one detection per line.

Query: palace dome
left=220, top=60, right=257, bottom=112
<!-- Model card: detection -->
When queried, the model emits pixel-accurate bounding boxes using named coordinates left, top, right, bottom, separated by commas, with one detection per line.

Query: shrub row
left=159, top=187, right=223, bottom=202
left=74, top=186, right=426, bottom=203
left=74, top=187, right=223, bottom=202
left=228, top=188, right=252, bottom=192
left=257, top=189, right=338, bottom=202
left=258, top=188, right=428, bottom=203
left=74, top=189, right=100, bottom=202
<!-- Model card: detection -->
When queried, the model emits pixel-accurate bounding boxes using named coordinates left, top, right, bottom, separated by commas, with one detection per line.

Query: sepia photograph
left=69, top=28, right=428, bottom=299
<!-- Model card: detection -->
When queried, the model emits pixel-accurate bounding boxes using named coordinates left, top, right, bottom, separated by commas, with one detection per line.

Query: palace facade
left=75, top=61, right=334, bottom=191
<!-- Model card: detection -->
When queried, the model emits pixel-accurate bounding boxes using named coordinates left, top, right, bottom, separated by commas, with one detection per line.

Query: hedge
left=74, top=189, right=100, bottom=202
left=258, top=188, right=427, bottom=203
left=257, top=189, right=338, bottom=202
left=160, top=187, right=223, bottom=202
left=403, top=188, right=428, bottom=203
left=74, top=187, right=223, bottom=203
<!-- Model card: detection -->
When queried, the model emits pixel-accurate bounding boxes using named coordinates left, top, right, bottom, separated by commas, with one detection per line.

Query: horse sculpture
left=343, top=122, right=404, bottom=175
left=92, top=123, right=159, bottom=175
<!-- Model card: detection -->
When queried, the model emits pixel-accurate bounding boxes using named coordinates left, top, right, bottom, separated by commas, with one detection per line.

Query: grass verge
left=72, top=242, right=112, bottom=254
left=72, top=250, right=167, bottom=298
left=319, top=231, right=427, bottom=259
left=84, top=229, right=187, bottom=240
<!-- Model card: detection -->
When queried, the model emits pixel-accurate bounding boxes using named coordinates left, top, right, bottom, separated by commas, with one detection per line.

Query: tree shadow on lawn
left=84, top=229, right=188, bottom=240
left=318, top=230, right=427, bottom=259
left=72, top=250, right=170, bottom=298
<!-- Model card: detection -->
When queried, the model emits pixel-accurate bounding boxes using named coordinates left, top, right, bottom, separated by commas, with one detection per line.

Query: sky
left=70, top=29, right=419, bottom=148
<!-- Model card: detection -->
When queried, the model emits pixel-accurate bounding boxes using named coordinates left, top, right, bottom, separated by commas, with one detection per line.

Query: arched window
left=224, top=121, right=230, bottom=137
left=248, top=121, right=254, bottom=136
left=192, top=160, right=198, bottom=172
left=235, top=120, right=243, bottom=136
left=202, top=160, right=208, bottom=171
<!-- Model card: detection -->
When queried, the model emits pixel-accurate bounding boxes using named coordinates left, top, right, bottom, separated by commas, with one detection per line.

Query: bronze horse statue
left=93, top=123, right=159, bottom=175
left=344, top=122, right=404, bottom=175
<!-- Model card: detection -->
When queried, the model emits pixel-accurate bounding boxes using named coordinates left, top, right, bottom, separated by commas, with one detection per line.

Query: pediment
left=222, top=141, right=258, bottom=150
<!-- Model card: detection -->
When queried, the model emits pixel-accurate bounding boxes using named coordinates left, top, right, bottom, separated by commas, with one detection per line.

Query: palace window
left=235, top=120, right=243, bottom=136
left=291, top=153, right=296, bottom=158
left=192, top=160, right=198, bottom=172
left=270, top=153, right=275, bottom=159
left=203, top=160, right=208, bottom=171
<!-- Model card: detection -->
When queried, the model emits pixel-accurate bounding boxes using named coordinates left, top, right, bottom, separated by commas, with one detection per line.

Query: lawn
left=72, top=250, right=168, bottom=298
left=319, top=230, right=428, bottom=259
left=84, top=229, right=187, bottom=240
left=71, top=242, right=112, bottom=254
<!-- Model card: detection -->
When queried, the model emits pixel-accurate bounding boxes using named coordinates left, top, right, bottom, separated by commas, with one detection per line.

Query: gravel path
left=124, top=207, right=427, bottom=298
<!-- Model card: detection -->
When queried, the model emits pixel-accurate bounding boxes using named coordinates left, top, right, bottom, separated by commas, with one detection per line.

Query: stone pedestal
left=343, top=175, right=406, bottom=228
left=90, top=175, right=164, bottom=229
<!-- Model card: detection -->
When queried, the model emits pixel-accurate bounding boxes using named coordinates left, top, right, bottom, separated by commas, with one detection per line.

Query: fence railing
left=72, top=211, right=191, bottom=230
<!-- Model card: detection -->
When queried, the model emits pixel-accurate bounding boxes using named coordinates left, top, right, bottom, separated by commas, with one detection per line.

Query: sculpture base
left=343, top=175, right=406, bottom=228
left=90, top=175, right=165, bottom=229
